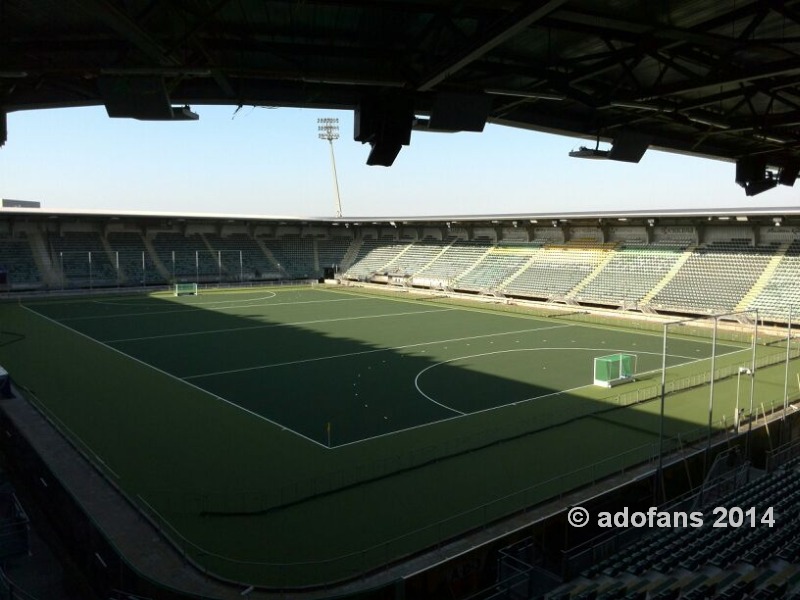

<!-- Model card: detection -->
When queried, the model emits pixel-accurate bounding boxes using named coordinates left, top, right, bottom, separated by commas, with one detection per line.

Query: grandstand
left=5, top=211, right=800, bottom=324
left=2, top=208, right=800, bottom=600
left=572, top=244, right=687, bottom=308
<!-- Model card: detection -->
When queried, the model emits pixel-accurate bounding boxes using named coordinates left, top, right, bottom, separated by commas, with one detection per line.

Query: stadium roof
left=3, top=0, right=800, bottom=186
left=2, top=205, right=800, bottom=226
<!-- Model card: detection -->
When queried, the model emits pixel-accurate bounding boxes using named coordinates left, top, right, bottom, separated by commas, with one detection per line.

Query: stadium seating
left=650, top=241, right=778, bottom=313
left=0, top=232, right=40, bottom=288
left=548, top=465, right=800, bottom=600
left=259, top=236, right=315, bottom=279
left=745, top=240, right=800, bottom=320
left=574, top=244, right=686, bottom=307
left=503, top=240, right=617, bottom=300
left=151, top=232, right=218, bottom=282
left=316, top=237, right=352, bottom=277
left=455, top=242, right=542, bottom=292
left=48, top=231, right=117, bottom=287
left=384, top=238, right=453, bottom=277
left=3, top=227, right=800, bottom=328
left=344, top=237, right=411, bottom=279
left=413, top=239, right=493, bottom=286
left=203, top=233, right=279, bottom=281
left=107, top=231, right=166, bottom=285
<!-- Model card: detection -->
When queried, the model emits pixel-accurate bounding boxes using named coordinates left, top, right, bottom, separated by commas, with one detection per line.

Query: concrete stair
left=735, top=242, right=791, bottom=311
left=640, top=243, right=697, bottom=305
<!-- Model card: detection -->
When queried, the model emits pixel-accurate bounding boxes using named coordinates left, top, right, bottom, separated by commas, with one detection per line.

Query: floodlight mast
left=318, top=117, right=343, bottom=218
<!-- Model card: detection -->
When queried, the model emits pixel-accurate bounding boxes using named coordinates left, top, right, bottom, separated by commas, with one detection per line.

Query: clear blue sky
left=1, top=105, right=798, bottom=218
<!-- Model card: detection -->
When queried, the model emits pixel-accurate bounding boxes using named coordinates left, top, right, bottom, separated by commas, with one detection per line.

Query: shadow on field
left=29, top=291, right=726, bottom=444
left=9, top=290, right=790, bottom=587
left=20, top=291, right=748, bottom=484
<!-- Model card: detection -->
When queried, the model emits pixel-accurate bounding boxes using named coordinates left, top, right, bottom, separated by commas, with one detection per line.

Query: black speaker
left=429, top=92, right=491, bottom=132
left=736, top=157, right=766, bottom=185
left=355, top=94, right=414, bottom=166
left=779, top=162, right=800, bottom=186
left=608, top=130, right=650, bottom=163
left=98, top=77, right=197, bottom=121
left=323, top=267, right=335, bottom=279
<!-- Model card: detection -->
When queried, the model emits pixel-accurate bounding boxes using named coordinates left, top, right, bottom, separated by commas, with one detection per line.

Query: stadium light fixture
left=754, top=132, right=792, bottom=145
left=686, top=113, right=730, bottom=129
left=318, top=117, right=344, bottom=218
left=569, top=146, right=610, bottom=159
left=485, top=88, right=565, bottom=101
left=608, top=101, right=665, bottom=111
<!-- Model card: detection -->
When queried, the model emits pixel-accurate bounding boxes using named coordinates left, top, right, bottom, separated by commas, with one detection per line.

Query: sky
left=1, top=104, right=798, bottom=218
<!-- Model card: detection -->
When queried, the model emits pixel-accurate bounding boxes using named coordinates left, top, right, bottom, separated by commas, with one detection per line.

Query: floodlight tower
left=318, top=117, right=343, bottom=218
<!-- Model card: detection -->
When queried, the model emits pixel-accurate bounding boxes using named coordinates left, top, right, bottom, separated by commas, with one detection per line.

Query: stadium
left=2, top=2, right=800, bottom=600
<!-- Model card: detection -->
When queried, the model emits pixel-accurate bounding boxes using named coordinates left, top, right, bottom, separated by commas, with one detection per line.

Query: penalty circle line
left=413, top=346, right=701, bottom=415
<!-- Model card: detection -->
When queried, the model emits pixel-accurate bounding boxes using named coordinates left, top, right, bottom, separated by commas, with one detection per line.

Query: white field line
left=23, top=290, right=754, bottom=451
left=106, top=307, right=458, bottom=344
left=91, top=292, right=278, bottom=307
left=336, top=345, right=750, bottom=448
left=412, top=347, right=702, bottom=416
left=21, top=304, right=331, bottom=450
left=64, top=295, right=372, bottom=322
left=184, top=323, right=575, bottom=380
left=324, top=286, right=557, bottom=322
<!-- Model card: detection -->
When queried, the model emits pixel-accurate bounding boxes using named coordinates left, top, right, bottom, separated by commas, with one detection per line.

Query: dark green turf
left=1, top=286, right=797, bottom=586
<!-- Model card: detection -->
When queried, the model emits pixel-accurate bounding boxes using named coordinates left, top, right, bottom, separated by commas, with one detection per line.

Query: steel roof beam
left=75, top=0, right=180, bottom=67
left=415, top=0, right=569, bottom=92
left=636, top=57, right=800, bottom=101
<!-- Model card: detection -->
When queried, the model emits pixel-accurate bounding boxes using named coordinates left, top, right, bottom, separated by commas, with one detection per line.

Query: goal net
left=174, top=282, right=198, bottom=296
left=594, top=353, right=637, bottom=387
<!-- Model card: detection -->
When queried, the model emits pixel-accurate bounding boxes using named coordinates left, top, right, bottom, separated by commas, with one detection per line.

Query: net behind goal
left=594, top=354, right=636, bottom=387
left=174, top=282, right=198, bottom=296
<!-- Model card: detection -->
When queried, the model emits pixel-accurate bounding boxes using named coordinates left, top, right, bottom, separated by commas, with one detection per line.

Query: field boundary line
left=184, top=323, right=575, bottom=380
left=64, top=295, right=372, bottom=322
left=106, top=307, right=458, bottom=344
left=328, top=287, right=761, bottom=350
left=91, top=292, right=277, bottom=307
left=324, top=287, right=559, bottom=323
left=20, top=304, right=331, bottom=450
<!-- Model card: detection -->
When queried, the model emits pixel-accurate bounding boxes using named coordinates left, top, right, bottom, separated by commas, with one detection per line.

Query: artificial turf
left=0, top=285, right=796, bottom=586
